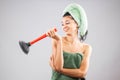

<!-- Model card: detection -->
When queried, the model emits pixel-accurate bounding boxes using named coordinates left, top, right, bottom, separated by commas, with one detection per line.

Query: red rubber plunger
left=30, top=28, right=57, bottom=45
left=19, top=28, right=57, bottom=54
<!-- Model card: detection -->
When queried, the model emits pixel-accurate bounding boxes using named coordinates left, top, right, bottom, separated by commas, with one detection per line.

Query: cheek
left=71, top=24, right=78, bottom=31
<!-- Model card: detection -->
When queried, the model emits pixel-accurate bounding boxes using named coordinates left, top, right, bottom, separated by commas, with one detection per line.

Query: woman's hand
left=46, top=28, right=61, bottom=41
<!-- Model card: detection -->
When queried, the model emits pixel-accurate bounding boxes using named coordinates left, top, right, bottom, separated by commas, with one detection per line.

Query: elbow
left=78, top=71, right=87, bottom=78
left=54, top=65, right=63, bottom=72
left=54, top=60, right=63, bottom=72
left=81, top=72, right=87, bottom=78
left=54, top=62, right=63, bottom=72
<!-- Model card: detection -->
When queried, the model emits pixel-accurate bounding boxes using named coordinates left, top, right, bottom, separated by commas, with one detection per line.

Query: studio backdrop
left=0, top=0, right=120, bottom=80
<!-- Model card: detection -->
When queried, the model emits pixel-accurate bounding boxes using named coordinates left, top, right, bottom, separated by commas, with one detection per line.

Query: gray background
left=0, top=0, right=120, bottom=80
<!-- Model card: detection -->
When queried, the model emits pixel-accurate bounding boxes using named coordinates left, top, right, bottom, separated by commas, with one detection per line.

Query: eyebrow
left=61, top=20, right=71, bottom=23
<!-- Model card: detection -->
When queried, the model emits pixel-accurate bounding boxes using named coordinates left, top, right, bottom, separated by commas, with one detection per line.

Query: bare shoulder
left=83, top=43, right=92, bottom=50
left=83, top=43, right=92, bottom=55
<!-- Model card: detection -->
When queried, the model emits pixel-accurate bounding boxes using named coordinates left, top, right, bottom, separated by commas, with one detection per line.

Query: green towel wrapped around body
left=51, top=51, right=83, bottom=80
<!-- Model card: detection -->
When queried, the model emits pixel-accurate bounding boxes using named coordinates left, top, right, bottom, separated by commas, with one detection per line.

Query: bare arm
left=48, top=28, right=92, bottom=78
left=60, top=45, right=92, bottom=78
left=48, top=28, right=64, bottom=72
left=52, top=39, right=63, bottom=72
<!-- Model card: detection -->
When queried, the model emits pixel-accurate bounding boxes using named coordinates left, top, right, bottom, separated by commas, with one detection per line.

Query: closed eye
left=65, top=22, right=70, bottom=24
left=61, top=20, right=71, bottom=26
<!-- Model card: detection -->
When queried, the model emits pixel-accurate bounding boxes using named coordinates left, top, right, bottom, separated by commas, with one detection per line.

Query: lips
left=63, top=27, right=69, bottom=32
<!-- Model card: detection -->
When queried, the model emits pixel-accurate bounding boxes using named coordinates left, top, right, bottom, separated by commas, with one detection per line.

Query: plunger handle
left=29, top=28, right=57, bottom=45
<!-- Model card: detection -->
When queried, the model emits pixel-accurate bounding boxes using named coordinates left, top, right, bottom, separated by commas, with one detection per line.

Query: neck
left=65, top=33, right=79, bottom=44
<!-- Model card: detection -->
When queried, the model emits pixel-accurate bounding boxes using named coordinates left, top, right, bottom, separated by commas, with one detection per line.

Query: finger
left=52, top=27, right=56, bottom=33
left=46, top=32, right=49, bottom=36
left=47, top=28, right=56, bottom=38
left=46, top=31, right=51, bottom=37
left=50, top=30, right=55, bottom=38
left=52, top=28, right=56, bottom=36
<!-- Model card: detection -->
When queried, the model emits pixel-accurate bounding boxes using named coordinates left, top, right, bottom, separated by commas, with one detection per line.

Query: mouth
left=63, top=27, right=69, bottom=32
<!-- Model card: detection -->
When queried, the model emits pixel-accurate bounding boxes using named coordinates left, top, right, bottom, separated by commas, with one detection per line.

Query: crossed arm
left=49, top=39, right=92, bottom=78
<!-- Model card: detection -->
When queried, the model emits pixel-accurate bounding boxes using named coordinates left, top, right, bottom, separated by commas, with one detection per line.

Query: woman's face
left=61, top=16, right=78, bottom=35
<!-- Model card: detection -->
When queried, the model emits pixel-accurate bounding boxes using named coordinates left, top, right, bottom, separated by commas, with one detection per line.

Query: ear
left=76, top=26, right=79, bottom=34
left=76, top=26, right=79, bottom=30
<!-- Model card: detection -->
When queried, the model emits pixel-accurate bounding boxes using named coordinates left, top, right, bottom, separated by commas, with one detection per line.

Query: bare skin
left=47, top=16, right=92, bottom=78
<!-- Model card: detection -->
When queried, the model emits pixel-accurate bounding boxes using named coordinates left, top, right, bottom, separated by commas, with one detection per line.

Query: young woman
left=47, top=3, right=92, bottom=80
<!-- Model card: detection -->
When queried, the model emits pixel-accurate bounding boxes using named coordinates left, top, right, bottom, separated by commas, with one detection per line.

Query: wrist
left=55, top=36, right=62, bottom=42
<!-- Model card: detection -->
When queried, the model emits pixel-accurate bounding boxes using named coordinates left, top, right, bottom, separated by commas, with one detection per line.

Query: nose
left=62, top=24, right=67, bottom=30
left=62, top=23, right=68, bottom=28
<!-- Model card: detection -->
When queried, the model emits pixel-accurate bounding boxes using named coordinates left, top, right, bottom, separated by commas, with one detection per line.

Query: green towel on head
left=63, top=3, right=88, bottom=36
